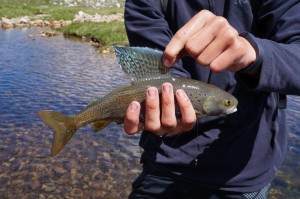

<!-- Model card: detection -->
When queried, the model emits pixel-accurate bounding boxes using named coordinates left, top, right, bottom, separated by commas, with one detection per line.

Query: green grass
left=0, top=0, right=128, bottom=49
left=0, top=0, right=123, bottom=20
left=63, top=21, right=128, bottom=50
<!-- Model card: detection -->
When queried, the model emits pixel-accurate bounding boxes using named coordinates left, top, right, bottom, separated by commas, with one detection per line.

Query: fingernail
left=177, top=89, right=187, bottom=100
left=147, top=88, right=157, bottom=98
left=163, top=84, right=171, bottom=93
left=129, top=102, right=138, bottom=112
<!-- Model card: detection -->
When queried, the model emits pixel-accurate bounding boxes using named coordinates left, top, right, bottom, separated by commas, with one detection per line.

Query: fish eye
left=224, top=100, right=231, bottom=106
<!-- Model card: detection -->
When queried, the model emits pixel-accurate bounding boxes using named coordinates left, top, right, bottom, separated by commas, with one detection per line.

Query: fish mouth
left=225, top=106, right=237, bottom=115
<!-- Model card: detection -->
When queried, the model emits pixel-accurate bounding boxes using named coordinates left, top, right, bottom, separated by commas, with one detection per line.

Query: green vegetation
left=0, top=0, right=128, bottom=50
left=63, top=21, right=128, bottom=50
left=0, top=0, right=123, bottom=20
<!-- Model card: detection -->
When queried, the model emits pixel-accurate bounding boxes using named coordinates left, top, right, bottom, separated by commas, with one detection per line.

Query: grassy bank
left=63, top=21, right=128, bottom=51
left=0, top=0, right=128, bottom=49
left=0, top=0, right=124, bottom=19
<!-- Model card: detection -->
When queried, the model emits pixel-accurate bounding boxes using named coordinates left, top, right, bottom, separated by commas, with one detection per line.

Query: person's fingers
left=144, top=87, right=163, bottom=135
left=161, top=83, right=177, bottom=132
left=164, top=10, right=213, bottom=67
left=175, top=89, right=197, bottom=132
left=124, top=101, right=143, bottom=135
left=210, top=35, right=256, bottom=72
left=185, top=16, right=227, bottom=57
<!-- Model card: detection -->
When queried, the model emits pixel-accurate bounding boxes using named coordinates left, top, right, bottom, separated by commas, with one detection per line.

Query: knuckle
left=181, top=117, right=196, bottom=131
left=161, top=119, right=177, bottom=130
left=174, top=29, right=187, bottom=41
left=185, top=41, right=199, bottom=56
left=196, top=55, right=210, bottom=66
left=214, top=16, right=227, bottom=27
left=231, top=39, right=243, bottom=52
left=145, top=121, right=161, bottom=132
left=147, top=103, right=158, bottom=110
left=225, top=29, right=238, bottom=44
left=199, top=9, right=212, bottom=17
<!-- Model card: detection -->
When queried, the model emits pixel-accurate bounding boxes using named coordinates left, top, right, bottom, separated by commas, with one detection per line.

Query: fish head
left=202, top=94, right=238, bottom=116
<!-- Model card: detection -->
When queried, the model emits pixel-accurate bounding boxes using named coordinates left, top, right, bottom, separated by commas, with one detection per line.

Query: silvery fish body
left=38, top=46, right=238, bottom=156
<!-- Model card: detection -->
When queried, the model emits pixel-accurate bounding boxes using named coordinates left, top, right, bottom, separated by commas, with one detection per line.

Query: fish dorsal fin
left=114, top=46, right=171, bottom=84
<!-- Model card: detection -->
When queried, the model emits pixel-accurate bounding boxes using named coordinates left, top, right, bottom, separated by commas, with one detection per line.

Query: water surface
left=0, top=28, right=300, bottom=198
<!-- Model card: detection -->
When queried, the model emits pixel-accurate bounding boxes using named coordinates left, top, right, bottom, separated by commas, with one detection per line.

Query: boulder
left=1, top=17, right=14, bottom=29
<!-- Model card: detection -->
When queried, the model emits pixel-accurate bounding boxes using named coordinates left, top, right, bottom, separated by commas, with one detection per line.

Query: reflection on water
left=0, top=28, right=300, bottom=198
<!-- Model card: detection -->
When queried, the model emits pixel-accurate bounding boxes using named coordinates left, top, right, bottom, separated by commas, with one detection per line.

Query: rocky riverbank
left=0, top=11, right=123, bottom=29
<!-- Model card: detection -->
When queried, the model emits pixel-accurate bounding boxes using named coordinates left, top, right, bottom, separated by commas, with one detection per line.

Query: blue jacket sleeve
left=124, top=0, right=191, bottom=78
left=239, top=1, right=300, bottom=95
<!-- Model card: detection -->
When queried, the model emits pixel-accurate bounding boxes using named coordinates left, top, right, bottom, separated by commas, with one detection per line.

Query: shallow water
left=0, top=28, right=300, bottom=198
left=0, top=28, right=140, bottom=198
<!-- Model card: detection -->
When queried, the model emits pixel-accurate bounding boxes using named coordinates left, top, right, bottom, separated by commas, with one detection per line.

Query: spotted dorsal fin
left=114, top=46, right=171, bottom=84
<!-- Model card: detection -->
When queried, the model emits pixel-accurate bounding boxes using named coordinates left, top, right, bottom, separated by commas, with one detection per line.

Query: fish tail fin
left=38, top=110, right=78, bottom=156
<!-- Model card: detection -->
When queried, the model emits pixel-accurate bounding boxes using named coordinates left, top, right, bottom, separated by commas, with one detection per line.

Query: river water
left=0, top=28, right=300, bottom=198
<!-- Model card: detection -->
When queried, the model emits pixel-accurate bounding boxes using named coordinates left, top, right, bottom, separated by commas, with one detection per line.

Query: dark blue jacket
left=125, top=0, right=300, bottom=192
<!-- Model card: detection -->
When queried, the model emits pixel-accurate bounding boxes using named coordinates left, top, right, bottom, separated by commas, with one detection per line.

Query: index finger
left=163, top=10, right=213, bottom=67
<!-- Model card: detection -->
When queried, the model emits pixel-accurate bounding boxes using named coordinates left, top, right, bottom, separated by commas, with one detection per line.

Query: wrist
left=238, top=32, right=263, bottom=76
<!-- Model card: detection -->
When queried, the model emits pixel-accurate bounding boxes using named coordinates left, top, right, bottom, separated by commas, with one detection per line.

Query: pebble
left=64, top=159, right=80, bottom=170
left=29, top=180, right=40, bottom=190
left=39, top=194, right=46, bottom=199
left=42, top=184, right=56, bottom=192
left=53, top=166, right=66, bottom=175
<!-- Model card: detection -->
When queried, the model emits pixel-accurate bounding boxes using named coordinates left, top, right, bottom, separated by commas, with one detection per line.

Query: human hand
left=124, top=82, right=197, bottom=136
left=163, top=10, right=256, bottom=73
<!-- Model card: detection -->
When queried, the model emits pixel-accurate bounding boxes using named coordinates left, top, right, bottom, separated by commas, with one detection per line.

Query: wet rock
left=20, top=16, right=30, bottom=24
left=1, top=17, right=14, bottom=29
left=64, top=159, right=80, bottom=170
left=53, top=166, right=66, bottom=176
left=29, top=180, right=40, bottom=190
left=47, top=194, right=56, bottom=199
left=39, top=194, right=46, bottom=199
left=0, top=176, right=8, bottom=185
left=35, top=164, right=47, bottom=172
left=40, top=31, right=59, bottom=37
left=42, top=184, right=56, bottom=192
left=92, top=171, right=102, bottom=180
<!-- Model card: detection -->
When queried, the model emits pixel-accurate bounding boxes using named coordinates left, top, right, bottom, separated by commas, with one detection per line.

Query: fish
left=38, top=46, right=238, bottom=156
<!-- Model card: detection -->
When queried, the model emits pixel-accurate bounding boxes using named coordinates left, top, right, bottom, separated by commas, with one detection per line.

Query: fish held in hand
left=38, top=46, right=238, bottom=156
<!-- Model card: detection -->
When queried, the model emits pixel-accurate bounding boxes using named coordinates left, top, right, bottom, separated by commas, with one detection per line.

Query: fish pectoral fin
left=91, top=120, right=112, bottom=132
left=195, top=110, right=203, bottom=117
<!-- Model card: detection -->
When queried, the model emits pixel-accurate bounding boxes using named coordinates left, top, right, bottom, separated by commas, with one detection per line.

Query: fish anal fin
left=91, top=120, right=112, bottom=132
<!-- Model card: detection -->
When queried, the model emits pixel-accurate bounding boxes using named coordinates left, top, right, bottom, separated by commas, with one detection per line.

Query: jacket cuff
left=238, top=32, right=264, bottom=74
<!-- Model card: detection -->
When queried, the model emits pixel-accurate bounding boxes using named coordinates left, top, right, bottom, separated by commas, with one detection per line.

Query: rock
left=42, top=184, right=56, bottom=192
left=2, top=17, right=14, bottom=29
left=53, top=166, right=66, bottom=175
left=35, top=164, right=47, bottom=172
left=20, top=16, right=30, bottom=24
left=29, top=180, right=40, bottom=190
left=64, top=159, right=80, bottom=170
left=31, top=20, right=44, bottom=27
left=40, top=31, right=59, bottom=37
left=39, top=194, right=46, bottom=199
left=101, top=49, right=110, bottom=54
